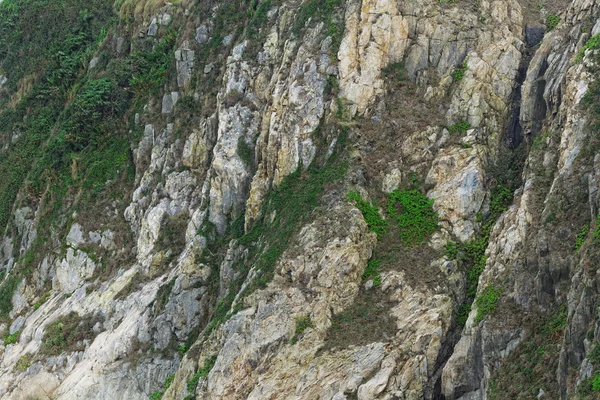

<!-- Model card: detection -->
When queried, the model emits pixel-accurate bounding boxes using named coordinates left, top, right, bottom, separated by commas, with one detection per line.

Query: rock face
left=0, top=0, right=598, bottom=398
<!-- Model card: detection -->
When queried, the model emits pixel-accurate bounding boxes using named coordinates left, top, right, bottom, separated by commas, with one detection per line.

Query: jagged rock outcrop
left=0, top=0, right=598, bottom=398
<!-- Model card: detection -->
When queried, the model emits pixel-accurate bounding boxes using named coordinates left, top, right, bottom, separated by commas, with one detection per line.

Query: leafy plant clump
left=14, top=353, right=33, bottom=372
left=293, top=0, right=345, bottom=52
left=382, top=62, right=407, bottom=82
left=361, top=258, right=382, bottom=286
left=448, top=121, right=472, bottom=134
left=546, top=13, right=560, bottom=31
left=444, top=241, right=458, bottom=259
left=387, top=190, right=439, bottom=246
left=291, top=315, right=315, bottom=344
left=4, top=330, right=19, bottom=345
left=453, top=61, right=468, bottom=82
left=237, top=137, right=254, bottom=167
left=40, top=312, right=104, bottom=356
left=474, top=284, right=502, bottom=324
left=347, top=191, right=388, bottom=239
left=577, top=33, right=600, bottom=63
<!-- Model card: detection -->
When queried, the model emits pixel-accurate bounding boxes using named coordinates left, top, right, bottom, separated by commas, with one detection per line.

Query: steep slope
left=0, top=0, right=597, bottom=399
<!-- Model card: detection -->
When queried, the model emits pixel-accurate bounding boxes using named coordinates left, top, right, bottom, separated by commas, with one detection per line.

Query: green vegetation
left=4, top=330, right=19, bottom=345
left=293, top=0, right=345, bottom=52
left=247, top=0, right=271, bottom=39
left=593, top=214, right=600, bottom=239
left=448, top=121, right=472, bottom=134
left=291, top=315, right=314, bottom=344
left=444, top=241, right=458, bottom=259
left=361, top=258, right=382, bottom=286
left=576, top=33, right=600, bottom=63
left=237, top=137, right=254, bottom=167
left=452, top=61, right=468, bottom=82
left=382, top=62, right=407, bottom=82
left=387, top=190, right=439, bottom=246
left=0, top=276, right=20, bottom=320
left=346, top=191, right=388, bottom=239
left=474, top=285, right=501, bottom=324
left=575, top=224, right=590, bottom=252
left=40, top=312, right=103, bottom=355
left=488, top=306, right=566, bottom=399
left=454, top=146, right=525, bottom=327
left=14, top=353, right=33, bottom=372
left=348, top=188, right=438, bottom=246
left=150, top=374, right=175, bottom=400
left=203, top=132, right=349, bottom=337
left=186, top=355, right=217, bottom=395
left=546, top=13, right=560, bottom=31
left=532, top=130, right=551, bottom=149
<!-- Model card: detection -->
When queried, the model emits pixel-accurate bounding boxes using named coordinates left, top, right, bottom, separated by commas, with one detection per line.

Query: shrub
left=14, top=353, right=33, bottom=372
left=237, top=137, right=254, bottom=167
left=382, top=62, right=407, bottom=82
left=4, top=330, right=19, bottom=345
left=347, top=191, right=388, bottom=239
left=361, top=258, right=382, bottom=286
left=576, top=33, right=600, bottom=63
left=387, top=190, right=439, bottom=246
left=474, top=285, right=502, bottom=324
left=291, top=315, right=314, bottom=343
left=546, top=13, right=560, bottom=31
left=444, top=241, right=458, bottom=259
left=452, top=61, right=467, bottom=82
left=40, top=311, right=104, bottom=355
left=448, top=121, right=471, bottom=134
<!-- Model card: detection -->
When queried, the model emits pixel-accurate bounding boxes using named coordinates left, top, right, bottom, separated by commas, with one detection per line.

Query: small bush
left=382, top=62, right=406, bottom=82
left=361, top=258, right=382, bottom=286
left=546, top=13, right=560, bottom=31
left=448, top=121, right=471, bottom=134
left=40, top=311, right=104, bottom=355
left=474, top=285, right=502, bottom=324
left=4, top=330, right=19, bottom=345
left=347, top=190, right=388, bottom=239
left=237, top=137, right=254, bottom=167
left=14, top=353, right=33, bottom=372
left=292, top=315, right=314, bottom=344
left=576, top=33, right=600, bottom=63
left=444, top=241, right=458, bottom=259
left=387, top=190, right=439, bottom=246
left=452, top=61, right=467, bottom=82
